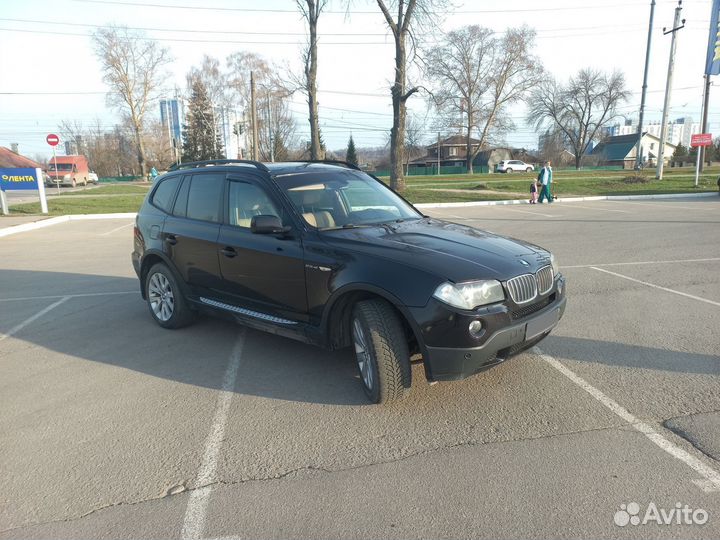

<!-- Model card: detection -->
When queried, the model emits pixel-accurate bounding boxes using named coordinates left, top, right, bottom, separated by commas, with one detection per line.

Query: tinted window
left=172, top=176, right=190, bottom=217
left=186, top=173, right=224, bottom=223
left=151, top=176, right=182, bottom=213
left=228, top=181, right=283, bottom=228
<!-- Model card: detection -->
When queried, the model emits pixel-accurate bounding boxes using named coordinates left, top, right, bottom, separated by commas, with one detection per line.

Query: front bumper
left=410, top=276, right=566, bottom=381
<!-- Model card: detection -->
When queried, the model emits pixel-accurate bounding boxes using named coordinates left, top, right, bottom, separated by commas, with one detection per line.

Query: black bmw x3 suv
left=132, top=160, right=566, bottom=403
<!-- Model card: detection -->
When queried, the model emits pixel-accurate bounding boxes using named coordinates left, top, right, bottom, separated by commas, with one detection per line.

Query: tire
left=145, top=263, right=195, bottom=329
left=71, top=179, right=76, bottom=188
left=351, top=299, right=411, bottom=404
left=526, top=167, right=533, bottom=172
left=506, top=168, right=513, bottom=173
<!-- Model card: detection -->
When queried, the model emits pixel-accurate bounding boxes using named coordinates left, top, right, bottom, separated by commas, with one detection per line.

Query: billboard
left=706, top=0, right=720, bottom=75
left=0, top=167, right=48, bottom=214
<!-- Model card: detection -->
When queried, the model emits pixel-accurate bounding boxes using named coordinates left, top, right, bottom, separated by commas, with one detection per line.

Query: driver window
left=228, top=181, right=282, bottom=229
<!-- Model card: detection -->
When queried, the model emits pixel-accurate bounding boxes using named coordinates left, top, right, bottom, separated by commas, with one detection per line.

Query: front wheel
left=351, top=299, right=411, bottom=404
left=526, top=167, right=533, bottom=172
left=145, top=263, right=195, bottom=329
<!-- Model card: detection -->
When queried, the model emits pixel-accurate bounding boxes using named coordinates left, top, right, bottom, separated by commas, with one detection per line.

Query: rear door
left=215, top=175, right=308, bottom=322
left=162, top=171, right=225, bottom=296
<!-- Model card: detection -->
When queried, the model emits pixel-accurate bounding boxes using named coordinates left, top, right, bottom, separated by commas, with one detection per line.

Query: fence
left=99, top=176, right=143, bottom=183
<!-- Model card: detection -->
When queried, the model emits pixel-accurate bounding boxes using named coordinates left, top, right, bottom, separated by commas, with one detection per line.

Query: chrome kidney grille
left=505, top=274, right=538, bottom=304
left=505, top=265, right=554, bottom=304
left=536, top=265, right=554, bottom=295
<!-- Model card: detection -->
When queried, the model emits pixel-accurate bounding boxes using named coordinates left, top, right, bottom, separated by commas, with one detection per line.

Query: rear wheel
left=351, top=299, right=411, bottom=404
left=506, top=168, right=513, bottom=173
left=145, top=263, right=195, bottom=329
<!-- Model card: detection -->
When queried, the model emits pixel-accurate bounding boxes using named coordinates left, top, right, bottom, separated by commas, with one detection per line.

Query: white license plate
left=525, top=308, right=559, bottom=340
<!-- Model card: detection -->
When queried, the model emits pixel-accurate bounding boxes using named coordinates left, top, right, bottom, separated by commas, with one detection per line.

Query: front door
left=216, top=177, right=307, bottom=322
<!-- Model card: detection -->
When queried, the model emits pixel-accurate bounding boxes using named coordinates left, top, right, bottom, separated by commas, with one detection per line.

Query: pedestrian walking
left=150, top=167, right=159, bottom=183
left=717, top=175, right=720, bottom=196
left=529, top=177, right=538, bottom=204
left=538, top=161, right=553, bottom=204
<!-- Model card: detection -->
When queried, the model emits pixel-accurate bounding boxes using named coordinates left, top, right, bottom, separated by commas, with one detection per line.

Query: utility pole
left=250, top=71, right=259, bottom=161
left=656, top=0, right=685, bottom=179
left=699, top=75, right=711, bottom=172
left=266, top=91, right=274, bottom=162
left=635, top=0, right=656, bottom=169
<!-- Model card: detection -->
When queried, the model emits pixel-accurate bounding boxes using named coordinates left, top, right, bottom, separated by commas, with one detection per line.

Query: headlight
left=433, top=280, right=505, bottom=310
left=550, top=253, right=559, bottom=276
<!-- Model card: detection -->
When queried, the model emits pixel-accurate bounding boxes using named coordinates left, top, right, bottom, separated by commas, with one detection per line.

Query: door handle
left=220, top=247, right=237, bottom=258
left=166, top=234, right=177, bottom=245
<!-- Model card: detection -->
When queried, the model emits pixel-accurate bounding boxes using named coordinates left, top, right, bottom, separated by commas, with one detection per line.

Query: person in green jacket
left=538, top=161, right=553, bottom=203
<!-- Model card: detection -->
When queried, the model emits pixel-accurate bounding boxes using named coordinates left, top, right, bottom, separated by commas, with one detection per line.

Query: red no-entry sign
left=46, top=133, right=60, bottom=146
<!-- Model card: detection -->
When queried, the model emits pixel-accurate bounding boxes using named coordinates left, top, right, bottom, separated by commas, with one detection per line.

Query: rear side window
left=186, top=173, right=224, bottom=223
left=151, top=176, right=181, bottom=213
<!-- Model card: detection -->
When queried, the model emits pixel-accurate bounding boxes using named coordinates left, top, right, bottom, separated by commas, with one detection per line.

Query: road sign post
left=47, top=133, right=60, bottom=194
left=691, top=133, right=713, bottom=187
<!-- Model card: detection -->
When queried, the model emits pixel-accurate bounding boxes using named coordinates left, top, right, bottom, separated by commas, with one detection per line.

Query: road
left=0, top=197, right=719, bottom=539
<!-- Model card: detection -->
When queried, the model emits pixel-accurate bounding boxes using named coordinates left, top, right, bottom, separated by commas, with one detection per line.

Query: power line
left=73, top=0, right=680, bottom=14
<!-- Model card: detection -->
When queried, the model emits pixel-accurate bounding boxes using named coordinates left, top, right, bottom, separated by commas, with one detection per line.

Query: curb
left=0, top=213, right=137, bottom=238
left=414, top=191, right=718, bottom=209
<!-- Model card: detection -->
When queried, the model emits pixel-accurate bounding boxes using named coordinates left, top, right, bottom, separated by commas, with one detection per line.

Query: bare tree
left=296, top=0, right=327, bottom=160
left=425, top=26, right=543, bottom=174
left=375, top=0, right=444, bottom=191
left=93, top=26, right=171, bottom=176
left=527, top=68, right=629, bottom=170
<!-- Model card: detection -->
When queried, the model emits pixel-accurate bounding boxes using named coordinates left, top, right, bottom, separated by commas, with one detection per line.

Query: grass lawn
left=7, top=195, right=146, bottom=216
left=49, top=184, right=151, bottom=196
left=3, top=167, right=718, bottom=215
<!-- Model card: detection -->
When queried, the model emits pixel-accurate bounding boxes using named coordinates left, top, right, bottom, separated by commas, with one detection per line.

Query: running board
left=199, top=297, right=298, bottom=325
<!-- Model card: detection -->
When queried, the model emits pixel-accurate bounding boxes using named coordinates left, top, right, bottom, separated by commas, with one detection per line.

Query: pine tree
left=346, top=134, right=358, bottom=166
left=672, top=143, right=688, bottom=160
left=182, top=78, right=224, bottom=162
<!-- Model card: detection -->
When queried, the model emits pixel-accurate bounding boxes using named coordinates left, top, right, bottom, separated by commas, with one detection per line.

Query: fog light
left=468, top=320, right=483, bottom=337
left=557, top=280, right=563, bottom=295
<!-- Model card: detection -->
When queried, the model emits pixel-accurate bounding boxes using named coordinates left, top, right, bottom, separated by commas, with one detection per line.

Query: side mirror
left=250, top=215, right=289, bottom=234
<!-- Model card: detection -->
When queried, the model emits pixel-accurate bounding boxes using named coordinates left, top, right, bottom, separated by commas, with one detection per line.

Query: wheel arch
left=322, top=284, right=426, bottom=359
left=139, top=250, right=188, bottom=300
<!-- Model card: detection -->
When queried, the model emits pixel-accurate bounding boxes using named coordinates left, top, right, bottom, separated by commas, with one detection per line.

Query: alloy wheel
left=352, top=318, right=374, bottom=391
left=148, top=272, right=175, bottom=322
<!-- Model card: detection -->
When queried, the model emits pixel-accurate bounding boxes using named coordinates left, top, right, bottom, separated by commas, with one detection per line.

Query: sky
left=1, top=0, right=718, bottom=160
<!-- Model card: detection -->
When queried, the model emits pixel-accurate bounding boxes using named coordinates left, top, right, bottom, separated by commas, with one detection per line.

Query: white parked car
left=88, top=172, right=99, bottom=184
left=496, top=160, right=535, bottom=173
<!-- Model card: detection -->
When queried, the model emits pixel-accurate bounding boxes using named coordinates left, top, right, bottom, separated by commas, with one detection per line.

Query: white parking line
left=591, top=267, right=720, bottom=307
left=535, top=347, right=720, bottom=493
left=561, top=203, right=630, bottom=213
left=502, top=207, right=556, bottom=218
left=610, top=200, right=716, bottom=211
left=0, top=297, right=69, bottom=342
left=99, top=222, right=134, bottom=236
left=181, top=331, right=245, bottom=540
left=562, top=257, right=720, bottom=269
left=0, top=291, right=136, bottom=302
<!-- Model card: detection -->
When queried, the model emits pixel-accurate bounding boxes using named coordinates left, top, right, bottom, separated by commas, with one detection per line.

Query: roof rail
left=297, top=159, right=362, bottom=171
left=167, top=159, right=270, bottom=173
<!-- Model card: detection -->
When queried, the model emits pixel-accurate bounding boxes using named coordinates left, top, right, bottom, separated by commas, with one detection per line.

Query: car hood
left=322, top=218, right=550, bottom=282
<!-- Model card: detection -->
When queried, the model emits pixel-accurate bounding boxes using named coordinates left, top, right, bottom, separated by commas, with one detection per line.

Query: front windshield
left=48, top=163, right=73, bottom=171
left=276, top=169, right=422, bottom=230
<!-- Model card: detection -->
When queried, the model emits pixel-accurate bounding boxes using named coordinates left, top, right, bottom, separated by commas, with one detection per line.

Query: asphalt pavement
left=0, top=197, right=719, bottom=539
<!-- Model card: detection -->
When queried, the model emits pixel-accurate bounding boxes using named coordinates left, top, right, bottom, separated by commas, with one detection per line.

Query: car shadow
left=0, top=269, right=369, bottom=406
left=1, top=269, right=717, bottom=407
left=541, top=335, right=720, bottom=376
